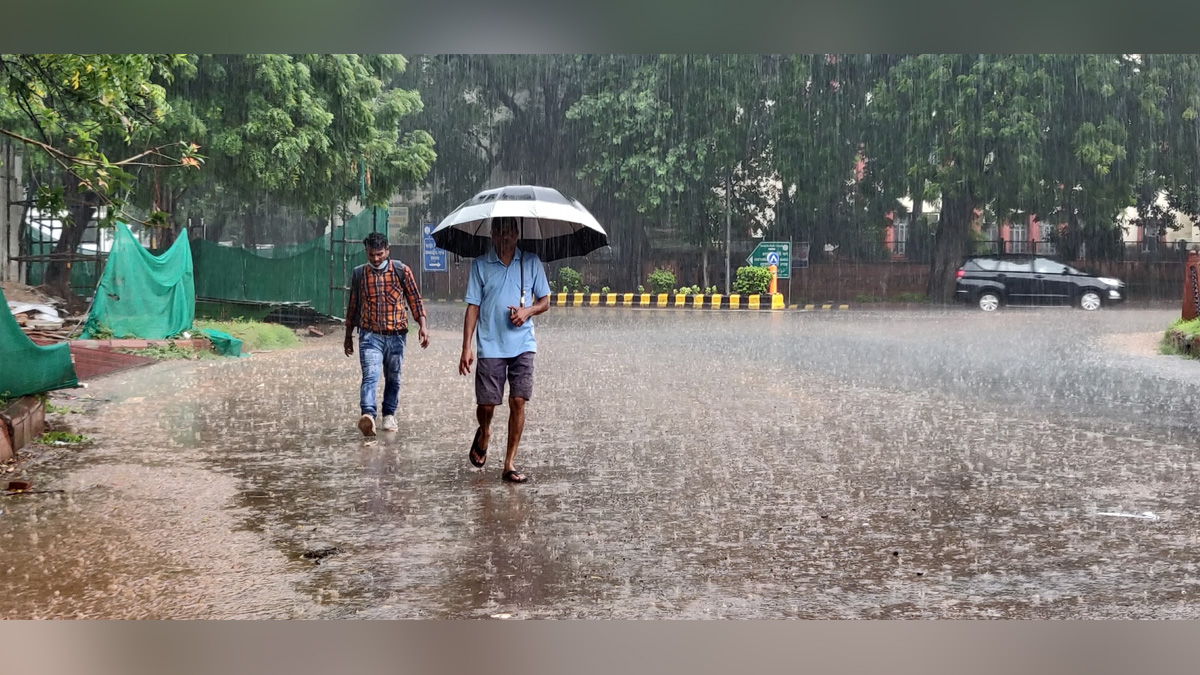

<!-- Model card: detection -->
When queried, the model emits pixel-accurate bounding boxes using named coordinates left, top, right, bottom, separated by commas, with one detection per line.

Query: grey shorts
left=475, top=352, right=535, bottom=405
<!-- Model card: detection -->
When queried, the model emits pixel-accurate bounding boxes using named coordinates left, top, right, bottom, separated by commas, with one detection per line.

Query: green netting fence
left=0, top=284, right=78, bottom=398
left=81, top=222, right=195, bottom=340
left=191, top=207, right=385, bottom=318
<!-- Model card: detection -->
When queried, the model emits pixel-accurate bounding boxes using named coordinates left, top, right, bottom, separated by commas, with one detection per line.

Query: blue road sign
left=766, top=251, right=780, bottom=266
left=422, top=224, right=446, bottom=272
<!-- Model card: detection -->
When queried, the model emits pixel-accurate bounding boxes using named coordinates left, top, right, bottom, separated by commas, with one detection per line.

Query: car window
left=971, top=259, right=1000, bottom=271
left=1033, top=258, right=1068, bottom=274
left=997, top=260, right=1032, bottom=273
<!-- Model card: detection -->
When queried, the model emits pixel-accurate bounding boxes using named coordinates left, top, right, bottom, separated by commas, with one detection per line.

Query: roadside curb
left=0, top=396, right=46, bottom=462
left=70, top=337, right=212, bottom=351
left=426, top=294, right=788, bottom=309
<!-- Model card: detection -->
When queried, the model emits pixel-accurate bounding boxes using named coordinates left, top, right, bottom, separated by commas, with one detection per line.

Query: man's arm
left=460, top=259, right=484, bottom=374
left=400, top=263, right=429, bottom=348
left=459, top=304, right=479, bottom=375
left=344, top=267, right=361, bottom=356
left=510, top=260, right=550, bottom=325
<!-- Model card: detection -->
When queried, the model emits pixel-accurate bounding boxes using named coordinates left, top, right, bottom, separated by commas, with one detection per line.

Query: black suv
left=955, top=256, right=1126, bottom=311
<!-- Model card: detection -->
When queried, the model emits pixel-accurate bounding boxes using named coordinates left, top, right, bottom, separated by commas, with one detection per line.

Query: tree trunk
left=724, top=172, right=732, bottom=295
left=926, top=191, right=976, bottom=304
left=909, top=188, right=924, bottom=262
left=702, top=246, right=709, bottom=289
left=244, top=207, right=259, bottom=249
left=43, top=174, right=97, bottom=298
left=1061, top=208, right=1082, bottom=262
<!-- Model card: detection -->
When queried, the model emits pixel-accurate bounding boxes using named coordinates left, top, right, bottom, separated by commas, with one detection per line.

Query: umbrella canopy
left=431, top=185, right=608, bottom=261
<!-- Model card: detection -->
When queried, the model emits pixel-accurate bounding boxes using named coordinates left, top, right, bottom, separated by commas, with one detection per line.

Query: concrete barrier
left=547, top=293, right=786, bottom=309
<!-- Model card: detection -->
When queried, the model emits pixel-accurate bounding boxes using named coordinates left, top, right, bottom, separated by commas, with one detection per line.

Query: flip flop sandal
left=468, top=427, right=487, bottom=468
left=502, top=469, right=529, bottom=484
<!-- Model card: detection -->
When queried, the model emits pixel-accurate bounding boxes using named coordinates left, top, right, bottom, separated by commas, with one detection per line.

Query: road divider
left=547, top=292, right=786, bottom=310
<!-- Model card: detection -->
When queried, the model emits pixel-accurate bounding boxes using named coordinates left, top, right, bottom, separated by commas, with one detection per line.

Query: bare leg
left=476, top=404, right=495, bottom=450
left=505, top=397, right=526, bottom=473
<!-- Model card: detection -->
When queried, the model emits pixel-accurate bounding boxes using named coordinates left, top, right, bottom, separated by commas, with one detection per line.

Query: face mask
left=370, top=258, right=390, bottom=270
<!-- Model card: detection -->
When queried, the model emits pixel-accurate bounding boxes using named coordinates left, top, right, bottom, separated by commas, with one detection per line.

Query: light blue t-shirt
left=465, top=248, right=551, bottom=359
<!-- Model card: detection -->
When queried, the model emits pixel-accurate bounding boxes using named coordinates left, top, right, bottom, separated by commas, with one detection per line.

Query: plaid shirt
left=345, top=260, right=425, bottom=334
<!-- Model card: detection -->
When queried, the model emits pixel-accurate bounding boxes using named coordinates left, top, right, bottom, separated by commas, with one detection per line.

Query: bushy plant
left=637, top=285, right=645, bottom=294
left=601, top=286, right=610, bottom=294
left=706, top=285, right=718, bottom=295
left=558, top=267, right=584, bottom=293
left=892, top=292, right=928, bottom=303
left=733, top=266, right=773, bottom=295
left=647, top=268, right=676, bottom=294
left=676, top=287, right=691, bottom=296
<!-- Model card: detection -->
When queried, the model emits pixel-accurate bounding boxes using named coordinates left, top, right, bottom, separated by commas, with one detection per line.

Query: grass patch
left=194, top=319, right=301, bottom=351
left=1172, top=317, right=1200, bottom=337
left=854, top=294, right=884, bottom=303
left=45, top=403, right=76, bottom=414
left=123, top=342, right=216, bottom=360
left=1162, top=317, right=1200, bottom=358
left=38, top=431, right=86, bottom=444
left=892, top=292, right=928, bottom=303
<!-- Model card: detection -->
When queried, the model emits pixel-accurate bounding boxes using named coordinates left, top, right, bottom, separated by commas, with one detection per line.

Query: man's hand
left=418, top=324, right=430, bottom=349
left=508, top=306, right=531, bottom=327
left=458, top=347, right=475, bottom=376
left=344, top=333, right=354, bottom=357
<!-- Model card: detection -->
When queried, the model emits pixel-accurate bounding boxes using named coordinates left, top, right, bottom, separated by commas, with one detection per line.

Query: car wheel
left=1079, top=290, right=1102, bottom=311
left=977, top=291, right=1001, bottom=312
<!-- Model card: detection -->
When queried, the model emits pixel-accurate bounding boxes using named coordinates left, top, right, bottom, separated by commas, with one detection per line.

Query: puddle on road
left=2, top=308, right=1198, bottom=618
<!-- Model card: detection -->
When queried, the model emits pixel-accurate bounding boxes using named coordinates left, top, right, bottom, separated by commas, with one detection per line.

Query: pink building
left=884, top=206, right=1060, bottom=259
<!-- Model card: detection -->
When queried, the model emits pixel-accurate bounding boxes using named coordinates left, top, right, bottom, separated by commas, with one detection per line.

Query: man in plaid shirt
left=344, top=231, right=429, bottom=436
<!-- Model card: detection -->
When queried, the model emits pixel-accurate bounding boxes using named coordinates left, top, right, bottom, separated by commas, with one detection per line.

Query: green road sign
left=746, top=241, right=792, bottom=278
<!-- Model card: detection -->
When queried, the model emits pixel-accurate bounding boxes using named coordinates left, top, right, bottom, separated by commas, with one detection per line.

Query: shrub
left=558, top=267, right=584, bottom=293
left=647, top=268, right=676, bottom=294
left=855, top=294, right=883, bottom=303
left=733, top=266, right=773, bottom=295
left=892, top=291, right=928, bottom=303
left=706, top=285, right=719, bottom=295
left=637, top=285, right=645, bottom=294
left=601, top=286, right=610, bottom=294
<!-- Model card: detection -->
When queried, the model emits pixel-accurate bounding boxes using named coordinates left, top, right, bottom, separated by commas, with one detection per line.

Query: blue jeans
left=358, top=330, right=407, bottom=417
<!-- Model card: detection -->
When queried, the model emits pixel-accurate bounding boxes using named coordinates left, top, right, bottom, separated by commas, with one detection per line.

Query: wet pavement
left=3, top=305, right=1200, bottom=618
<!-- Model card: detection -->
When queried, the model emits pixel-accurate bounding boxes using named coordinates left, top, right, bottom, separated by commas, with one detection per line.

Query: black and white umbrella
left=430, top=185, right=608, bottom=261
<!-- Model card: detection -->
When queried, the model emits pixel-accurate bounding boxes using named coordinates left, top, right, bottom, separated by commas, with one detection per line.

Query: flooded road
left=3, top=305, right=1200, bottom=618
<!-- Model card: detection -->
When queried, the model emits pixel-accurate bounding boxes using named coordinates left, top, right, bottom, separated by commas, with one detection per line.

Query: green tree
left=771, top=54, right=899, bottom=262
left=569, top=54, right=775, bottom=292
left=1131, top=54, right=1200, bottom=244
left=0, top=54, right=202, bottom=292
left=866, top=55, right=1056, bottom=302
left=1031, top=54, right=1144, bottom=261
left=137, top=54, right=435, bottom=247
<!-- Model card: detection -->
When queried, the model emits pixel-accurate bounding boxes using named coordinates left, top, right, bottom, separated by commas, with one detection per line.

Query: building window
left=1037, top=221, right=1057, bottom=255
left=894, top=216, right=908, bottom=256
left=1010, top=220, right=1028, bottom=254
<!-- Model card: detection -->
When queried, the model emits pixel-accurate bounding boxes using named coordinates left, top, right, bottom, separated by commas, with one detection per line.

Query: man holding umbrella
left=433, top=185, right=608, bottom=482
left=459, top=216, right=551, bottom=483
